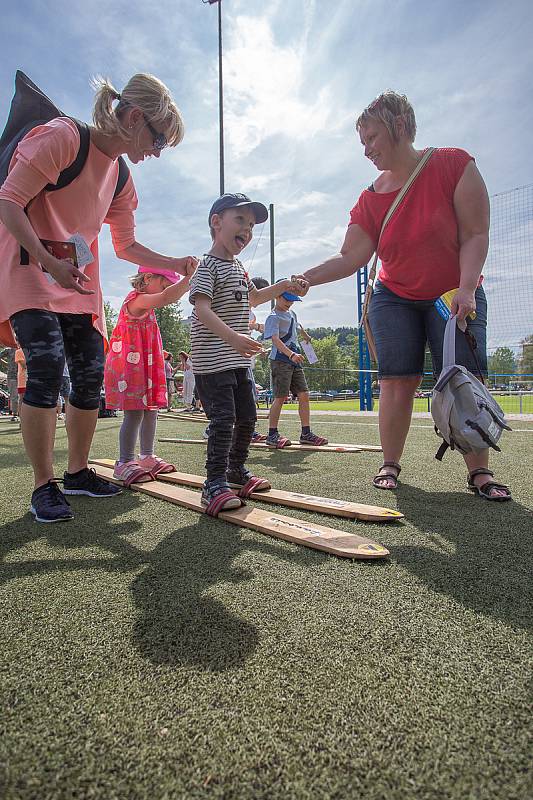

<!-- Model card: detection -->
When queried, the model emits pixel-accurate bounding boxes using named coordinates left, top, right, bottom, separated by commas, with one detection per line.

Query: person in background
left=164, top=352, right=176, bottom=411
left=57, top=362, right=71, bottom=421
left=1, top=347, right=19, bottom=421
left=249, top=275, right=269, bottom=442
left=263, top=287, right=328, bottom=448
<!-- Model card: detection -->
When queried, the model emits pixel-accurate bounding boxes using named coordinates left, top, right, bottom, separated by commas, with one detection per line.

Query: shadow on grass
left=131, top=513, right=321, bottom=672
left=0, top=489, right=321, bottom=672
left=246, top=450, right=315, bottom=477
left=0, top=442, right=69, bottom=469
left=394, top=484, right=533, bottom=631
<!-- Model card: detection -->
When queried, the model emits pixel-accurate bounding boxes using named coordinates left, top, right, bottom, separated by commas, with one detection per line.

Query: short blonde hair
left=92, top=73, right=185, bottom=146
left=130, top=273, right=148, bottom=291
left=356, top=90, right=416, bottom=143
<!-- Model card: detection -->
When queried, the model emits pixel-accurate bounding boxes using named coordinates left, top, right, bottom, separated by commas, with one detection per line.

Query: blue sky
left=1, top=0, right=532, bottom=351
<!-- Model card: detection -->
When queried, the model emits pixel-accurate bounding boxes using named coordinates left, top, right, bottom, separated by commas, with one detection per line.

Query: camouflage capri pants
left=10, top=310, right=105, bottom=410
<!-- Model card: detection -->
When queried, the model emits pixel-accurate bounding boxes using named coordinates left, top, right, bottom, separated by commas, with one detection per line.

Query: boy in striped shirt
left=189, top=193, right=307, bottom=515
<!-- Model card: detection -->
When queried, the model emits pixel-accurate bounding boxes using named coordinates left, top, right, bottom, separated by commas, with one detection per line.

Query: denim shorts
left=367, top=282, right=488, bottom=379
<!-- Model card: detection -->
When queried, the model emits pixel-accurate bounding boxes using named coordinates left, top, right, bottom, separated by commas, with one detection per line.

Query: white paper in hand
left=68, top=233, right=94, bottom=271
left=301, top=341, right=318, bottom=364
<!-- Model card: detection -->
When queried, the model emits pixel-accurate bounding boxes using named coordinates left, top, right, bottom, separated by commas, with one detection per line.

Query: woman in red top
left=299, top=91, right=510, bottom=501
left=0, top=72, right=198, bottom=522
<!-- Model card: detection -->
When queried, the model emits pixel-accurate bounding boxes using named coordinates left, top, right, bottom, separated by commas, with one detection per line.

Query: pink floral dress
left=104, top=290, right=167, bottom=410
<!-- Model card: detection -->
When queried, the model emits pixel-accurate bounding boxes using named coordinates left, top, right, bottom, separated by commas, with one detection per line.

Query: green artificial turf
left=273, top=396, right=533, bottom=414
left=0, top=416, right=532, bottom=799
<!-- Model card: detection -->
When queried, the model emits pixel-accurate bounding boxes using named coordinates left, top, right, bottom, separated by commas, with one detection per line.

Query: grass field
left=1, top=415, right=532, bottom=799
left=266, top=396, right=533, bottom=414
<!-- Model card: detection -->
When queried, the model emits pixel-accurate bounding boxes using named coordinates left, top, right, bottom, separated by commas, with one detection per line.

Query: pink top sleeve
left=0, top=118, right=80, bottom=208
left=104, top=173, right=138, bottom=252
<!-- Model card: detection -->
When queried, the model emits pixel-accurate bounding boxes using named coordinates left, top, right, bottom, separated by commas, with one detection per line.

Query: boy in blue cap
left=189, top=193, right=308, bottom=514
left=263, top=287, right=328, bottom=448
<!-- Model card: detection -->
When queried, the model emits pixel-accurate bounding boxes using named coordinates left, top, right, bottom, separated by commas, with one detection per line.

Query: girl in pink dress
left=104, top=266, right=192, bottom=485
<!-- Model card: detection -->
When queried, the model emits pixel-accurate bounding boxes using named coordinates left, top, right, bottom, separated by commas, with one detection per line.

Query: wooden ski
left=89, top=463, right=390, bottom=560
left=158, top=437, right=382, bottom=453
left=90, top=459, right=403, bottom=523
left=160, top=411, right=270, bottom=423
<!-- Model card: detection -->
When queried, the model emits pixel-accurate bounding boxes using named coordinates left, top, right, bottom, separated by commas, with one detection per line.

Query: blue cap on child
left=276, top=278, right=302, bottom=302
left=208, top=193, right=269, bottom=226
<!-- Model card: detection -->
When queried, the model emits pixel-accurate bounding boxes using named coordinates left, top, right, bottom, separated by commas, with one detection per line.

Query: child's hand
left=172, top=256, right=199, bottom=277
left=289, top=275, right=309, bottom=297
left=230, top=333, right=263, bottom=358
left=290, top=352, right=305, bottom=365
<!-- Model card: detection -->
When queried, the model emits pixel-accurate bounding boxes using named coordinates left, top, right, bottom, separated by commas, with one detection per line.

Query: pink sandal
left=113, top=460, right=154, bottom=487
left=137, top=455, right=176, bottom=476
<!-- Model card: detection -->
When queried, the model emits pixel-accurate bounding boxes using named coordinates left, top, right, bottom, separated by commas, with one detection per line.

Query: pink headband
left=137, top=266, right=181, bottom=285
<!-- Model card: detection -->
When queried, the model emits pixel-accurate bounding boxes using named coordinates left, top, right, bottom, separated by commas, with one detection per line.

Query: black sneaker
left=63, top=467, right=122, bottom=497
left=31, top=480, right=74, bottom=523
left=227, top=465, right=270, bottom=493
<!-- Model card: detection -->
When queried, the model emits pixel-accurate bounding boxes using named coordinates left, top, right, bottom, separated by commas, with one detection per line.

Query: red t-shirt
left=349, top=148, right=474, bottom=300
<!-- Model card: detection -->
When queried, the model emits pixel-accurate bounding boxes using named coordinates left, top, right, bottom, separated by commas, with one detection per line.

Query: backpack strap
left=46, top=119, right=90, bottom=191
left=113, top=156, right=130, bottom=199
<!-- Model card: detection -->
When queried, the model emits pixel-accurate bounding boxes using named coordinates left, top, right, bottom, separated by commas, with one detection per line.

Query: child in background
left=249, top=276, right=269, bottom=443
left=104, top=263, right=195, bottom=486
left=57, top=362, right=71, bottom=421
left=189, top=192, right=308, bottom=514
left=164, top=352, right=175, bottom=411
left=264, top=287, right=328, bottom=448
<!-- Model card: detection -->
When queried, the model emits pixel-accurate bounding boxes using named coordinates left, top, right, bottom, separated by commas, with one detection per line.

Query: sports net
left=484, top=183, right=533, bottom=360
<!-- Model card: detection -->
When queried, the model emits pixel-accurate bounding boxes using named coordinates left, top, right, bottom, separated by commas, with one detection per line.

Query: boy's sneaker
left=63, top=467, right=122, bottom=497
left=227, top=465, right=271, bottom=495
left=31, top=480, right=73, bottom=523
left=251, top=431, right=266, bottom=442
left=299, top=431, right=328, bottom=446
left=265, top=431, right=292, bottom=448
left=201, top=478, right=242, bottom=513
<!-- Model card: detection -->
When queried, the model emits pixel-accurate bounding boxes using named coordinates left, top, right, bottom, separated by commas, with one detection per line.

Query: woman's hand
left=171, top=256, right=199, bottom=277
left=451, top=287, right=476, bottom=323
left=43, top=257, right=94, bottom=295
left=289, top=276, right=309, bottom=296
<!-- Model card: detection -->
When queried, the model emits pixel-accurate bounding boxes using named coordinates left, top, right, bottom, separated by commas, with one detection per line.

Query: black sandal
left=373, top=461, right=401, bottom=490
left=467, top=468, right=512, bottom=502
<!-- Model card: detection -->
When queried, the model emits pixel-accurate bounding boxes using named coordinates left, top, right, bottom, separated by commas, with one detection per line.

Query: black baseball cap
left=208, top=193, right=269, bottom=227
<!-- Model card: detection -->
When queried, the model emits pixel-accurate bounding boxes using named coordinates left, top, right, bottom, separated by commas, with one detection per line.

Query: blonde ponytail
left=91, top=73, right=185, bottom=146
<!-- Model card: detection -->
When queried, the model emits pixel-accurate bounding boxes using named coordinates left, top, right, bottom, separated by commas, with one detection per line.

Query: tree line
left=103, top=302, right=533, bottom=391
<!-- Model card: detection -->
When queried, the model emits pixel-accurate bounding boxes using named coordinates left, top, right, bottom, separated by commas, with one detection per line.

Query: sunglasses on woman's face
left=142, top=114, right=168, bottom=151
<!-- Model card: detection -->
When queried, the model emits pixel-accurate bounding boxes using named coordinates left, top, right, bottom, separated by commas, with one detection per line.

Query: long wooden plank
left=90, top=459, right=403, bottom=522
left=158, top=437, right=381, bottom=453
left=89, top=464, right=390, bottom=560
left=161, top=412, right=270, bottom=423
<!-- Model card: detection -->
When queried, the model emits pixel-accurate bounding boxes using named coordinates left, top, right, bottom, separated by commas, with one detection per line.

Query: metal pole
left=217, top=0, right=224, bottom=194
left=269, top=203, right=275, bottom=307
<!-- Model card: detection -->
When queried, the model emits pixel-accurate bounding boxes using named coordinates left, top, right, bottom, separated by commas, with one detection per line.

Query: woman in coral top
left=0, top=73, right=197, bottom=522
left=300, top=91, right=510, bottom=501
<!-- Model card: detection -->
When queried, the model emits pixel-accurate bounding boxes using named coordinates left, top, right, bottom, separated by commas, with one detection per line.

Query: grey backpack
left=431, top=317, right=511, bottom=460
